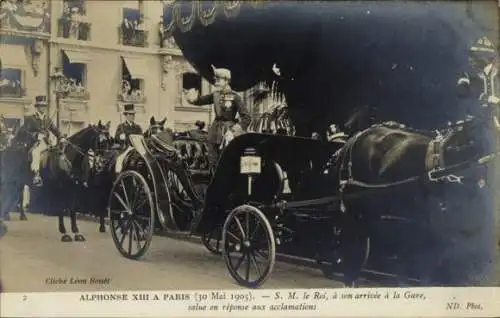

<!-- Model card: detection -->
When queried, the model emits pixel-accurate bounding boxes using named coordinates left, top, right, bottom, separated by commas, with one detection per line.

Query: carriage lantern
left=240, top=147, right=261, bottom=196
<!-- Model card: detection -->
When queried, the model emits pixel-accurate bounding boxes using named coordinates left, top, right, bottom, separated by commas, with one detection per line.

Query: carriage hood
left=164, top=1, right=498, bottom=136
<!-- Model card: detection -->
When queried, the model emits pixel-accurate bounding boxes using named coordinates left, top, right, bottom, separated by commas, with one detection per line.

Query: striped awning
left=63, top=49, right=91, bottom=64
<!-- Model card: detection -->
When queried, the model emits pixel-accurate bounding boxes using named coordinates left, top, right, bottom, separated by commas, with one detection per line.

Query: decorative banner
left=175, top=1, right=197, bottom=33
left=198, top=1, right=218, bottom=27
left=0, top=1, right=50, bottom=33
left=1, top=288, right=500, bottom=317
left=161, top=0, right=264, bottom=41
left=223, top=1, right=242, bottom=19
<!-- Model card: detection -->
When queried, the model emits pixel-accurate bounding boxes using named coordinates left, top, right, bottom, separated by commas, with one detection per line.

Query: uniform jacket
left=114, top=121, right=143, bottom=141
left=190, top=90, right=251, bottom=144
left=23, top=111, right=62, bottom=140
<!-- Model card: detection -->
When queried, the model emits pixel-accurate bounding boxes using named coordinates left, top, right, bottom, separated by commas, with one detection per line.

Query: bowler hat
left=123, top=103, right=136, bottom=114
left=34, top=95, right=48, bottom=107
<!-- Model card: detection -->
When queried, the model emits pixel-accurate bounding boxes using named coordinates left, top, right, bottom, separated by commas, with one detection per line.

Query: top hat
left=211, top=65, right=231, bottom=80
left=34, top=95, right=48, bottom=107
left=123, top=103, right=136, bottom=114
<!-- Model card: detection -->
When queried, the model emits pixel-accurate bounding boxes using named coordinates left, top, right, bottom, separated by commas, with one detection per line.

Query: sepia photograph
left=0, top=0, right=499, bottom=316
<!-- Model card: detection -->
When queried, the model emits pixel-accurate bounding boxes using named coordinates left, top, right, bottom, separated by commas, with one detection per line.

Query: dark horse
left=323, top=96, right=497, bottom=286
left=39, top=124, right=113, bottom=241
left=79, top=120, right=121, bottom=233
left=1, top=125, right=33, bottom=221
left=144, top=116, right=167, bottom=138
left=90, top=117, right=167, bottom=233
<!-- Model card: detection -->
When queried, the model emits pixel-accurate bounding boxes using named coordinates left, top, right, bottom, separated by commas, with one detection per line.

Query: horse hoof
left=19, top=214, right=28, bottom=221
left=99, top=227, right=106, bottom=233
left=74, top=234, right=86, bottom=242
left=61, top=234, right=72, bottom=242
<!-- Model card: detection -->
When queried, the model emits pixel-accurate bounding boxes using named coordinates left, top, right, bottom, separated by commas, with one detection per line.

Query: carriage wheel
left=222, top=205, right=276, bottom=288
left=201, top=223, right=222, bottom=255
left=108, top=170, right=155, bottom=260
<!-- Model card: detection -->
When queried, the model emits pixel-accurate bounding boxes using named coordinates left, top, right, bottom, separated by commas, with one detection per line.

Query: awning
left=121, top=56, right=146, bottom=79
left=63, top=50, right=91, bottom=64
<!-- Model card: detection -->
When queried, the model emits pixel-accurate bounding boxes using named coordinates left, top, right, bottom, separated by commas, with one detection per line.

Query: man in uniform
left=186, top=66, right=251, bottom=173
left=24, top=95, right=65, bottom=186
left=114, top=103, right=143, bottom=145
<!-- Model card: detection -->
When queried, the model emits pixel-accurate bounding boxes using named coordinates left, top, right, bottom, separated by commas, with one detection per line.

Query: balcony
left=58, top=16, right=91, bottom=41
left=0, top=0, right=50, bottom=35
left=66, top=89, right=90, bottom=100
left=0, top=86, right=26, bottom=98
left=119, top=22, right=148, bottom=47
left=117, top=92, right=147, bottom=104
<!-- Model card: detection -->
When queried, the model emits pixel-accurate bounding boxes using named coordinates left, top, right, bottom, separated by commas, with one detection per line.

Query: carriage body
left=108, top=130, right=365, bottom=287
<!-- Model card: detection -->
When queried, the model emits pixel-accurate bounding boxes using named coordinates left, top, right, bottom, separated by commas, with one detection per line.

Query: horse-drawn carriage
left=107, top=1, right=500, bottom=288
left=109, top=83, right=497, bottom=289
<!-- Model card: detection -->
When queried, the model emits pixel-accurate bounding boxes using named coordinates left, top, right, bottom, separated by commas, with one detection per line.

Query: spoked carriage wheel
left=108, top=170, right=155, bottom=260
left=201, top=223, right=222, bottom=255
left=222, top=205, right=276, bottom=288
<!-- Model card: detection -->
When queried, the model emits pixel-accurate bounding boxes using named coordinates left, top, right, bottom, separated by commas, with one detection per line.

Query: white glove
left=488, top=96, right=500, bottom=104
left=120, top=133, right=126, bottom=141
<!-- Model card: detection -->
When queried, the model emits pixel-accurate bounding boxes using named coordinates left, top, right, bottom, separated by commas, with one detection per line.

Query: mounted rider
left=114, top=103, right=143, bottom=146
left=23, top=95, right=65, bottom=186
left=185, top=65, right=251, bottom=173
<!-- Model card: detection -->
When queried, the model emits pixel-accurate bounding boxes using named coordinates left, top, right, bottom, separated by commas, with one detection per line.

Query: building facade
left=0, top=0, right=215, bottom=136
left=0, top=0, right=50, bottom=129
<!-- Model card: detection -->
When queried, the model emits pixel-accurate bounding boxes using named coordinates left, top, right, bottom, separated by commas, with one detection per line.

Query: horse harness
left=330, top=121, right=491, bottom=212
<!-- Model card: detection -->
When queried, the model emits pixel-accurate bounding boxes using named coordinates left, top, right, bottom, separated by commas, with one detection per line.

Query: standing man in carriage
left=24, top=95, right=66, bottom=186
left=185, top=65, right=252, bottom=173
left=114, top=103, right=143, bottom=146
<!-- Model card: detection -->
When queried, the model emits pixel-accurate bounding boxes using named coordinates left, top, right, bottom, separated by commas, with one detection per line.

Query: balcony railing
left=118, top=24, right=148, bottom=47
left=58, top=17, right=91, bottom=41
left=0, top=86, right=26, bottom=98
left=65, top=89, right=90, bottom=100
left=117, top=92, right=147, bottom=104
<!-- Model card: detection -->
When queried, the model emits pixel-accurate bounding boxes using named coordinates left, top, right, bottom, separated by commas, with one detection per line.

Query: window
left=62, top=53, right=88, bottom=99
left=120, top=59, right=145, bottom=103
left=182, top=72, right=202, bottom=106
left=0, top=68, right=25, bottom=98
left=60, top=0, right=90, bottom=41
left=63, top=0, right=85, bottom=15
left=121, top=7, right=147, bottom=47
